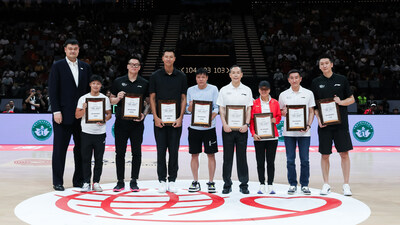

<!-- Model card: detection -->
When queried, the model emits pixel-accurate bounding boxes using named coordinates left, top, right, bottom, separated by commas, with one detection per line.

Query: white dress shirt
left=66, top=57, right=79, bottom=87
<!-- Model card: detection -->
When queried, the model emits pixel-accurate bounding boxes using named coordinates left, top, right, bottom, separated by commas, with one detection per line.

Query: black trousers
left=81, top=132, right=106, bottom=184
left=222, top=130, right=249, bottom=188
left=52, top=119, right=83, bottom=186
left=114, top=119, right=144, bottom=181
left=254, top=140, right=278, bottom=185
left=154, top=126, right=182, bottom=182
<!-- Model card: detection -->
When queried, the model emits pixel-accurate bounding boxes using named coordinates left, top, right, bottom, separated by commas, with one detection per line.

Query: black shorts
left=188, top=127, right=218, bottom=154
left=318, top=126, right=353, bottom=154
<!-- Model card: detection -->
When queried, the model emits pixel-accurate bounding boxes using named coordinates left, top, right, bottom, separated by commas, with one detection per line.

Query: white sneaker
left=301, top=186, right=311, bottom=195
left=168, top=181, right=178, bottom=193
left=257, top=184, right=266, bottom=194
left=92, top=183, right=103, bottom=192
left=320, top=184, right=331, bottom=195
left=343, top=184, right=352, bottom=196
left=81, top=183, right=91, bottom=192
left=158, top=181, right=167, bottom=193
left=287, top=186, right=297, bottom=195
left=268, top=185, right=276, bottom=194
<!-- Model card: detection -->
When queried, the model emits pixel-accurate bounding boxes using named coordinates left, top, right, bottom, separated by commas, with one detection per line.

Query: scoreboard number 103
left=180, top=67, right=230, bottom=74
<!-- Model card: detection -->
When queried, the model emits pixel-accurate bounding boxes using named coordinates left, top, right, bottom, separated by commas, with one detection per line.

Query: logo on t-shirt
left=32, top=120, right=52, bottom=141
left=122, top=83, right=127, bottom=87
left=334, top=84, right=341, bottom=86
left=276, top=120, right=284, bottom=142
left=352, top=121, right=374, bottom=142
left=319, top=85, right=325, bottom=88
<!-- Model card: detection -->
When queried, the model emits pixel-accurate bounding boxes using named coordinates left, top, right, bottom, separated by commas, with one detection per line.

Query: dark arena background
left=0, top=0, right=399, bottom=225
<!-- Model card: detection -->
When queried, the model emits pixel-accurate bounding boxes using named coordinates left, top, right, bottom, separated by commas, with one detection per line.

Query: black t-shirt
left=26, top=95, right=40, bottom=113
left=149, top=68, right=188, bottom=118
left=110, top=74, right=149, bottom=119
left=311, top=73, right=353, bottom=127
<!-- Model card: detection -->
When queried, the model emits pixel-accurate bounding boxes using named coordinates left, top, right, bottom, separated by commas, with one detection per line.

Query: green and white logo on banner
left=32, top=120, right=52, bottom=141
left=112, top=123, right=115, bottom=138
left=276, top=120, right=284, bottom=142
left=352, top=121, right=374, bottom=142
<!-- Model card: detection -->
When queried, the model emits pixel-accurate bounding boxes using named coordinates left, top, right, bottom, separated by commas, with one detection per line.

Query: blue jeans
left=284, top=136, right=310, bottom=187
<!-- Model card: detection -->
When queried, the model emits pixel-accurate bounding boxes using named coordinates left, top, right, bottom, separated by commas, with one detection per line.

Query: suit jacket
left=250, top=97, right=281, bottom=137
left=48, top=58, right=92, bottom=125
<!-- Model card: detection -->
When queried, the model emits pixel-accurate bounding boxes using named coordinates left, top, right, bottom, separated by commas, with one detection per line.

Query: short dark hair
left=128, top=55, right=142, bottom=65
left=162, top=47, right=176, bottom=57
left=230, top=65, right=242, bottom=73
left=89, top=74, right=103, bottom=84
left=318, top=54, right=333, bottom=63
left=195, top=68, right=208, bottom=76
left=63, top=39, right=79, bottom=47
left=287, top=69, right=302, bottom=78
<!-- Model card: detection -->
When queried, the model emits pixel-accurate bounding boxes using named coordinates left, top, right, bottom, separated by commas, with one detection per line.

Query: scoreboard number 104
left=180, top=67, right=230, bottom=74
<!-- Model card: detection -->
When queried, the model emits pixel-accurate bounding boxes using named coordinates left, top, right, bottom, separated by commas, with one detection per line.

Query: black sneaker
left=113, top=181, right=125, bottom=192
left=130, top=180, right=139, bottom=192
left=188, top=181, right=201, bottom=192
left=207, top=182, right=216, bottom=193
left=222, top=186, right=232, bottom=194
left=240, top=187, right=250, bottom=194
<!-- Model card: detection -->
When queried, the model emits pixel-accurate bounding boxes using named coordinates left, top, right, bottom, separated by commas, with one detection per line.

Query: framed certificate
left=317, top=98, right=342, bottom=125
left=85, top=98, right=105, bottom=123
left=286, top=105, right=307, bottom=131
left=226, top=105, right=246, bottom=131
left=158, top=100, right=177, bottom=126
left=191, top=100, right=212, bottom=127
left=122, top=94, right=143, bottom=120
left=254, top=113, right=275, bottom=139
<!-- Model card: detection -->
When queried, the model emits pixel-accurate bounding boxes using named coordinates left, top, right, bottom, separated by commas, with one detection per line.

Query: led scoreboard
left=176, top=54, right=235, bottom=89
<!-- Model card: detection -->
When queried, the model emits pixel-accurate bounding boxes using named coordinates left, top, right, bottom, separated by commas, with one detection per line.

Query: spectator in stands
left=2, top=103, right=13, bottom=113
left=8, top=100, right=18, bottom=113
left=253, top=3, right=400, bottom=103
left=357, top=92, right=367, bottom=114
left=392, top=108, right=399, bottom=114
left=364, top=102, right=376, bottom=115
left=24, top=88, right=41, bottom=113
left=1, top=72, right=13, bottom=97
left=375, top=104, right=386, bottom=114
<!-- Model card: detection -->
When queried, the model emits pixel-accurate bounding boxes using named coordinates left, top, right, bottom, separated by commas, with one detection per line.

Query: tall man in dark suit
left=49, top=39, right=92, bottom=191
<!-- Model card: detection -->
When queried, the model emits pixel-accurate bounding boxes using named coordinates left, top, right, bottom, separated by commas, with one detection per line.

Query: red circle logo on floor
left=15, top=181, right=370, bottom=225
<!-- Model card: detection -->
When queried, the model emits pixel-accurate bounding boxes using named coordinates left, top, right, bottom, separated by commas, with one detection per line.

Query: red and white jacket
left=250, top=97, right=281, bottom=137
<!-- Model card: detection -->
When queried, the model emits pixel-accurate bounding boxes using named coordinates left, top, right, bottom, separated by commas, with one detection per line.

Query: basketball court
left=1, top=144, right=399, bottom=224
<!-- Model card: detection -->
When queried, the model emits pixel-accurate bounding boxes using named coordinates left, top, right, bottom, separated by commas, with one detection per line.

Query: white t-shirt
left=278, top=86, right=315, bottom=137
left=216, top=82, right=253, bottom=108
left=77, top=93, right=111, bottom=134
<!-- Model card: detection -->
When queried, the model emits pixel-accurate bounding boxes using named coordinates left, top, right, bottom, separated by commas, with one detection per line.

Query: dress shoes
left=240, top=186, right=250, bottom=194
left=53, top=184, right=65, bottom=191
left=222, top=186, right=232, bottom=194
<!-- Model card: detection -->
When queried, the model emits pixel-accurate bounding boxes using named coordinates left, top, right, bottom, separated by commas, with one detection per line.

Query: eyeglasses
left=128, top=63, right=140, bottom=68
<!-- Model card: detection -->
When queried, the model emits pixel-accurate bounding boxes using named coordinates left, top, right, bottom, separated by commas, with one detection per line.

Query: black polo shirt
left=111, top=74, right=149, bottom=119
left=149, top=68, right=188, bottom=118
left=311, top=73, right=353, bottom=127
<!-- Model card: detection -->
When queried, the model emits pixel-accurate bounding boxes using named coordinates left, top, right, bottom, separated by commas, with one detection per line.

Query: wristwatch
left=246, top=123, right=250, bottom=127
